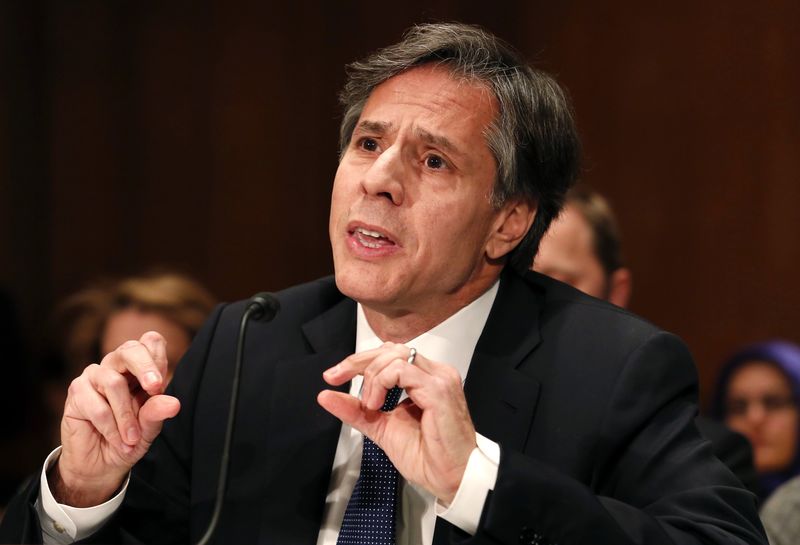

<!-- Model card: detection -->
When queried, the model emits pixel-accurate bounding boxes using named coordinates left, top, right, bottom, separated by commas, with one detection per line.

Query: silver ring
left=407, top=347, right=417, bottom=365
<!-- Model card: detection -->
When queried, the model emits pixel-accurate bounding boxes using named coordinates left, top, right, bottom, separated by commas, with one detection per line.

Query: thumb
left=138, top=394, right=181, bottom=444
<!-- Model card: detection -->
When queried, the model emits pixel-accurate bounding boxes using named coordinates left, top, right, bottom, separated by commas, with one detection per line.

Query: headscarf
left=710, top=340, right=800, bottom=500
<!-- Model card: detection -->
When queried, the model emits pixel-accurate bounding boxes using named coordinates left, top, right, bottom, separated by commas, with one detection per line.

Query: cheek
left=769, top=412, right=799, bottom=448
left=329, top=179, right=344, bottom=221
left=574, top=275, right=606, bottom=300
left=420, top=212, right=485, bottom=263
left=101, top=326, right=128, bottom=355
left=575, top=260, right=608, bottom=297
left=725, top=417, right=750, bottom=438
left=329, top=186, right=349, bottom=242
left=330, top=163, right=353, bottom=211
left=428, top=199, right=492, bottom=242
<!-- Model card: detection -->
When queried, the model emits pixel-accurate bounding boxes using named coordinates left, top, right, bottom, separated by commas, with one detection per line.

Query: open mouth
left=351, top=226, right=396, bottom=249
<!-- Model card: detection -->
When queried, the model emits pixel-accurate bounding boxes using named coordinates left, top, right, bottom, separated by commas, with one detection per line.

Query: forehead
left=359, top=65, right=498, bottom=146
left=103, top=308, right=169, bottom=337
left=729, top=361, right=793, bottom=392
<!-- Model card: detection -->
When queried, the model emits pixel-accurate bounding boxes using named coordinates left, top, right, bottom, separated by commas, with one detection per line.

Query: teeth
left=360, top=238, right=381, bottom=249
left=356, top=227, right=385, bottom=239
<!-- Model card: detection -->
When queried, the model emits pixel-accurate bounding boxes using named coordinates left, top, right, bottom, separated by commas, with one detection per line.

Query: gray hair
left=338, top=22, right=581, bottom=270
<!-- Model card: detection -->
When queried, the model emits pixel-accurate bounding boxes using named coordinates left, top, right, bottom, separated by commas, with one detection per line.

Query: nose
left=727, top=401, right=767, bottom=439
left=744, top=403, right=768, bottom=427
left=361, top=144, right=405, bottom=206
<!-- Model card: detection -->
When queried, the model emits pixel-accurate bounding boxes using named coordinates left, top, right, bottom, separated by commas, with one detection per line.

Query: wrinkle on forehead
left=382, top=64, right=496, bottom=113
left=358, top=66, right=498, bottom=158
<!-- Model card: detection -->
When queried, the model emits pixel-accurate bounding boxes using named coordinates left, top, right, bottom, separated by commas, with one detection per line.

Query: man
left=532, top=185, right=632, bottom=308
left=1, top=23, right=765, bottom=545
left=533, top=184, right=760, bottom=495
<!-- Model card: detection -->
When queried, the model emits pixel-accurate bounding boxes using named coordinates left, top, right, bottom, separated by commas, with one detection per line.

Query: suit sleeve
left=465, top=332, right=767, bottom=545
left=693, top=416, right=760, bottom=498
left=0, top=475, right=45, bottom=545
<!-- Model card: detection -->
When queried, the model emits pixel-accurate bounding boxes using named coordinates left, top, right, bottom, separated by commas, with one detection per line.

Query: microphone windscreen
left=247, top=292, right=280, bottom=322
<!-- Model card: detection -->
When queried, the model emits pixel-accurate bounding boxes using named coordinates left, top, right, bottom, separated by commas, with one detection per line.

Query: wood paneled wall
left=2, top=0, right=799, bottom=403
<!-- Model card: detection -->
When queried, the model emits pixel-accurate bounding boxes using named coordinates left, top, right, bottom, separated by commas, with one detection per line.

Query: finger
left=65, top=375, right=133, bottom=455
left=403, top=362, right=465, bottom=412
left=363, top=359, right=428, bottom=411
left=101, top=337, right=165, bottom=395
left=138, top=331, right=169, bottom=389
left=317, top=390, right=381, bottom=438
left=361, top=350, right=411, bottom=409
left=85, top=364, right=142, bottom=445
left=323, top=342, right=408, bottom=385
left=137, top=394, right=181, bottom=446
left=321, top=347, right=387, bottom=385
left=132, top=388, right=148, bottom=413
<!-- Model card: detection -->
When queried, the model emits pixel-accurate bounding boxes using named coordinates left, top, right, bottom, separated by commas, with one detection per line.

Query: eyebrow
left=355, top=120, right=392, bottom=135
left=416, top=128, right=459, bottom=155
left=354, top=120, right=462, bottom=156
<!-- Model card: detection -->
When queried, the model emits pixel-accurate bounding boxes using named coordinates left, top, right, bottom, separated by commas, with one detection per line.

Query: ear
left=607, top=267, right=632, bottom=308
left=485, top=199, right=536, bottom=260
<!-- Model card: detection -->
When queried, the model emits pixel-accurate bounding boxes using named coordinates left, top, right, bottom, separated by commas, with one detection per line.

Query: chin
left=754, top=452, right=788, bottom=474
left=334, top=267, right=392, bottom=304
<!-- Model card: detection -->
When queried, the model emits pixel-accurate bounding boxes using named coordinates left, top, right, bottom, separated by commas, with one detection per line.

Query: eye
left=763, top=395, right=795, bottom=412
left=425, top=154, right=446, bottom=170
left=358, top=137, right=379, bottom=152
left=726, top=399, right=748, bottom=417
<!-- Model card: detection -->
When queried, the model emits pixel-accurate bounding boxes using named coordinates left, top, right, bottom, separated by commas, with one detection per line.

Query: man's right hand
left=51, top=331, right=181, bottom=507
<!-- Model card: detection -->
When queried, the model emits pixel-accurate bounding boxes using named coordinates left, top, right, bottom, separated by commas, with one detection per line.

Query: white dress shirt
left=317, top=282, right=501, bottom=545
left=37, top=281, right=501, bottom=545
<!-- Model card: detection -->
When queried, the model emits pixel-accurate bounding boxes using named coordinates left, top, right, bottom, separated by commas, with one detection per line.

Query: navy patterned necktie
left=336, top=386, right=403, bottom=545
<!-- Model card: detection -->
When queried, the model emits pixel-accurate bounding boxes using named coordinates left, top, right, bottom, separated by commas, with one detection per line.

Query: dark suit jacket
left=694, top=415, right=760, bottom=499
left=0, top=270, right=766, bottom=545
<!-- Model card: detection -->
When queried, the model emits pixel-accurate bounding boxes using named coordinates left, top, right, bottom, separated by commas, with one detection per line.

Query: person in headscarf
left=710, top=340, right=800, bottom=501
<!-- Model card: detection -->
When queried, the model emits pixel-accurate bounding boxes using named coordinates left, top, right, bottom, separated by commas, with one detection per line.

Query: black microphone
left=246, top=292, right=280, bottom=322
left=196, top=292, right=280, bottom=545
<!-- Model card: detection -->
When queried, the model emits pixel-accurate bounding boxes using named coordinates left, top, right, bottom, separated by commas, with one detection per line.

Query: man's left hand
left=317, top=342, right=476, bottom=504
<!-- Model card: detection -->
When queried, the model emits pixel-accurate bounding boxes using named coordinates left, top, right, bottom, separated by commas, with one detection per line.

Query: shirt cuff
left=435, top=432, right=500, bottom=535
left=36, top=446, right=130, bottom=544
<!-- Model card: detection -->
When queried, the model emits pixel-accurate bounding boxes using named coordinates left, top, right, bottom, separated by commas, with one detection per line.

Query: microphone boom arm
left=195, top=292, right=280, bottom=545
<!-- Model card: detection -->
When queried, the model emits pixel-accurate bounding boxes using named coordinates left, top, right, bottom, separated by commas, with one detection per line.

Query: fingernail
left=143, top=371, right=159, bottom=388
left=324, top=364, right=340, bottom=377
left=127, top=426, right=140, bottom=443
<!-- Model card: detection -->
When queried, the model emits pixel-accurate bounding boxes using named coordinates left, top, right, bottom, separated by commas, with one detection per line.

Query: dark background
left=2, top=1, right=798, bottom=414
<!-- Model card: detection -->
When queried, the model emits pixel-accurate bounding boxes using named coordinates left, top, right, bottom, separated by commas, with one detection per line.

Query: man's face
left=533, top=206, right=608, bottom=299
left=330, top=65, right=503, bottom=321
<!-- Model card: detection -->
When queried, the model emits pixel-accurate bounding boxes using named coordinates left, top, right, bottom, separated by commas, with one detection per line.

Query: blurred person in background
left=532, top=184, right=631, bottom=308
left=533, top=184, right=759, bottom=495
left=41, top=271, right=217, bottom=445
left=710, top=340, right=800, bottom=503
left=760, top=473, right=800, bottom=545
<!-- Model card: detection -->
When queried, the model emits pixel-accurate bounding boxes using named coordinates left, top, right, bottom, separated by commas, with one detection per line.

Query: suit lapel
left=433, top=272, right=544, bottom=544
left=463, top=270, right=543, bottom=452
left=256, top=296, right=357, bottom=545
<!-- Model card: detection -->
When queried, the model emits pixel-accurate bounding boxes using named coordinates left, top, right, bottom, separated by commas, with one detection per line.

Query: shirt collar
left=355, top=280, right=499, bottom=382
